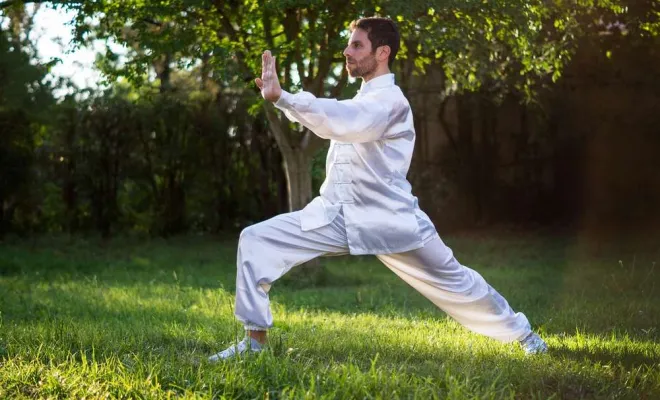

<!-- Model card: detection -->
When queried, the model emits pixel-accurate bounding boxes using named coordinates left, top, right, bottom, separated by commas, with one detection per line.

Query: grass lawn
left=1, top=232, right=658, bottom=399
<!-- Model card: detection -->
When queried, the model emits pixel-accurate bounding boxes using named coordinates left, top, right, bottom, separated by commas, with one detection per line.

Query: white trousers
left=234, top=210, right=531, bottom=343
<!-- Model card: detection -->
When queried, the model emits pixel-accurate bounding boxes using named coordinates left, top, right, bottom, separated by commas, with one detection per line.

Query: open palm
left=255, top=50, right=282, bottom=103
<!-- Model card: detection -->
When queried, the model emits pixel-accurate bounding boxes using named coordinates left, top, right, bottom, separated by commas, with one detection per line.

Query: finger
left=261, top=51, right=267, bottom=80
left=255, top=78, right=263, bottom=89
left=261, top=53, right=266, bottom=78
left=262, top=52, right=267, bottom=79
left=269, top=55, right=274, bottom=80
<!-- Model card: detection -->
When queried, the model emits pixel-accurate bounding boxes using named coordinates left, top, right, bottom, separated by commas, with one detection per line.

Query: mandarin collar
left=358, top=73, right=395, bottom=94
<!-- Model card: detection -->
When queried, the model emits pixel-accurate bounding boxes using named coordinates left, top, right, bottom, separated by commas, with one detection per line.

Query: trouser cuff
left=244, top=324, right=269, bottom=331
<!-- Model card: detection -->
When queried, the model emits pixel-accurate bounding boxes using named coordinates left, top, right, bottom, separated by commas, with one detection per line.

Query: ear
left=378, top=45, right=391, bottom=63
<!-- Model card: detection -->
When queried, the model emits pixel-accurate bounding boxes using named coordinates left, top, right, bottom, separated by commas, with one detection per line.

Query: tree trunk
left=456, top=94, right=482, bottom=224
left=63, top=121, right=78, bottom=233
left=0, top=196, right=5, bottom=239
left=63, top=161, right=77, bottom=233
left=277, top=161, right=288, bottom=214
left=154, top=53, right=172, bottom=93
left=163, top=173, right=186, bottom=236
left=263, top=105, right=323, bottom=212
left=282, top=149, right=314, bottom=211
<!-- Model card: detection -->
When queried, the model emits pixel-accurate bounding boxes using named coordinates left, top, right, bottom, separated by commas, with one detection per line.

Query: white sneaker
left=208, top=337, right=263, bottom=362
left=519, top=332, right=548, bottom=355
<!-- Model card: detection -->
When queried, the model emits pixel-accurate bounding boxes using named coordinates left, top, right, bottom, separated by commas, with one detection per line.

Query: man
left=209, top=17, right=547, bottom=361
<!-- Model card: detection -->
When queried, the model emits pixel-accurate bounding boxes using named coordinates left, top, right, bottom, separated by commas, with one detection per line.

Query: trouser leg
left=377, top=237, right=531, bottom=342
left=235, top=210, right=349, bottom=330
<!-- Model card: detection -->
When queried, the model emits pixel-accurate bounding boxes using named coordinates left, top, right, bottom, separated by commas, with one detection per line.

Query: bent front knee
left=239, top=225, right=260, bottom=248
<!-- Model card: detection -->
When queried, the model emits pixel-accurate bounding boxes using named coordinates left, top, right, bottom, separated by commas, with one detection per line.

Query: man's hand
left=255, top=50, right=282, bottom=103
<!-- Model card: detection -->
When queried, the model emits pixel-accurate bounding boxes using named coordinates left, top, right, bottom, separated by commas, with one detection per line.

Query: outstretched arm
left=256, top=50, right=393, bottom=143
left=275, top=92, right=391, bottom=143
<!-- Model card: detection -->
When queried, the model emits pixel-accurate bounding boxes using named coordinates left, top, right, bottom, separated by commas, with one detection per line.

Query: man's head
left=343, top=17, right=400, bottom=80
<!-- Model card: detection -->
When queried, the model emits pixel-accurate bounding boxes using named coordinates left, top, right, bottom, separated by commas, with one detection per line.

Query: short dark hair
left=349, top=17, right=400, bottom=67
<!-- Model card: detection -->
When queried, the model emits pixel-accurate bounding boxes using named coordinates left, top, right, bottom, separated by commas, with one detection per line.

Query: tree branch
left=437, top=97, right=460, bottom=157
left=262, top=9, right=275, bottom=49
left=301, top=130, right=325, bottom=155
left=212, top=0, right=239, bottom=42
left=263, top=104, right=292, bottom=156
left=0, top=0, right=79, bottom=10
left=140, top=18, right=162, bottom=27
left=307, top=16, right=316, bottom=87
left=329, top=65, right=348, bottom=98
left=282, top=8, right=306, bottom=90
left=23, top=2, right=41, bottom=37
left=211, top=1, right=253, bottom=85
left=311, top=13, right=341, bottom=95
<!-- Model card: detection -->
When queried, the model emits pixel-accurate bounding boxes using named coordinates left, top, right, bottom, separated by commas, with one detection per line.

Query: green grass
left=0, top=233, right=658, bottom=399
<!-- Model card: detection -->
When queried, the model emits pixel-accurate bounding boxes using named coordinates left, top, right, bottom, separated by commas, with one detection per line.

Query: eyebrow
left=349, top=40, right=364, bottom=46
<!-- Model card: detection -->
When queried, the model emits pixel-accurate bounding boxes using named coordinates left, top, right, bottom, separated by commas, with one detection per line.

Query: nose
left=343, top=46, right=350, bottom=58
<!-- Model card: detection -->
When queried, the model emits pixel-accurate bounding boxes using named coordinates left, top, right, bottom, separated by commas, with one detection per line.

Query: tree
left=63, top=0, right=643, bottom=211
left=56, top=0, right=374, bottom=212
left=4, top=0, right=650, bottom=221
left=0, top=5, right=55, bottom=236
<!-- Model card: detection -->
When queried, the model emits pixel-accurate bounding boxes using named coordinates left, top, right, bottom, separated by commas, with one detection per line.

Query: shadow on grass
left=2, top=234, right=658, bottom=344
left=3, top=271, right=658, bottom=399
left=0, top=279, right=243, bottom=363
left=260, top=320, right=656, bottom=399
left=547, top=344, right=660, bottom=370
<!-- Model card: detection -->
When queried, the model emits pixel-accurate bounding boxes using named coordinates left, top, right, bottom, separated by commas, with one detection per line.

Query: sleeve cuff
left=274, top=90, right=294, bottom=110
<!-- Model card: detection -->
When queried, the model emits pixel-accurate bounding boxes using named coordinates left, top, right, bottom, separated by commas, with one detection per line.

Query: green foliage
left=52, top=0, right=660, bottom=219
left=63, top=0, right=653, bottom=103
left=65, top=0, right=380, bottom=125
left=0, top=234, right=658, bottom=398
left=388, top=0, right=639, bottom=101
left=0, top=7, right=286, bottom=236
left=3, top=0, right=659, bottom=236
left=34, top=81, right=284, bottom=236
left=0, top=26, right=56, bottom=236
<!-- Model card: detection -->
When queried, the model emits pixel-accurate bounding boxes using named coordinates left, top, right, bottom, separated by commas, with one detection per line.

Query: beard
left=345, top=53, right=378, bottom=78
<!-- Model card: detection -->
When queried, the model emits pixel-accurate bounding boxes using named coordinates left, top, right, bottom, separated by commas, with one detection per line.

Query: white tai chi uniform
left=234, top=74, right=531, bottom=342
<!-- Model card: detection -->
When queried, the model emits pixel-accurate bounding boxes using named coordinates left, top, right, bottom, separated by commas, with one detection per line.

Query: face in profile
left=343, top=28, right=378, bottom=79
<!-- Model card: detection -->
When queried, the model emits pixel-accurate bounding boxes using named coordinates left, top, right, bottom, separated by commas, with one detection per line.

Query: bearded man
left=209, top=17, right=547, bottom=361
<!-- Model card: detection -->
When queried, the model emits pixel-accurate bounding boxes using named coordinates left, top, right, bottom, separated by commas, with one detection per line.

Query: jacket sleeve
left=273, top=90, right=395, bottom=143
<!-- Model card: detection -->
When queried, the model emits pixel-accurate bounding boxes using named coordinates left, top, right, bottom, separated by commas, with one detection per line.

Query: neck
left=362, top=65, right=390, bottom=83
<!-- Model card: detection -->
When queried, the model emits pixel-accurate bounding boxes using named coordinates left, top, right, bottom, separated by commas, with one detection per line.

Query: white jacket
left=275, top=73, right=437, bottom=255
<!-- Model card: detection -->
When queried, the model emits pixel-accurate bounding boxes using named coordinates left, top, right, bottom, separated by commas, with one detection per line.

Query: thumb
left=255, top=78, right=263, bottom=89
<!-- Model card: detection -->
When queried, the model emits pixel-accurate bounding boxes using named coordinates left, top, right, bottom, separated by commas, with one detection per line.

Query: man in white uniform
left=209, top=17, right=547, bottom=361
